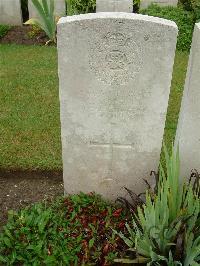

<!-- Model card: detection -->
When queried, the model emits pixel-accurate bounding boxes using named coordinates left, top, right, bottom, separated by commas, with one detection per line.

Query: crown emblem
left=104, top=32, right=128, bottom=47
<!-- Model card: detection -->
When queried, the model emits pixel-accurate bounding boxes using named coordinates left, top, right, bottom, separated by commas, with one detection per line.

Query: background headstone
left=57, top=13, right=177, bottom=200
left=96, top=0, right=133, bottom=12
left=140, top=0, right=178, bottom=9
left=28, top=0, right=66, bottom=19
left=175, top=23, right=200, bottom=178
left=0, top=0, right=22, bottom=25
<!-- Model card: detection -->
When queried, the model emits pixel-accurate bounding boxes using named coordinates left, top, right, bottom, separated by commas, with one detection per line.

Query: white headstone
left=0, top=0, right=22, bottom=25
left=96, top=0, right=132, bottom=12
left=28, top=0, right=66, bottom=19
left=57, top=13, right=177, bottom=200
left=175, top=23, right=200, bottom=178
left=140, top=0, right=178, bottom=9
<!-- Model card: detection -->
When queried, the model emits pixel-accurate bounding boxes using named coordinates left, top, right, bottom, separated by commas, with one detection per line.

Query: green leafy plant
left=114, top=146, right=200, bottom=265
left=25, top=0, right=58, bottom=44
left=140, top=5, right=195, bottom=51
left=179, top=0, right=200, bottom=21
left=179, top=0, right=194, bottom=10
left=191, top=0, right=200, bottom=21
left=27, top=24, right=43, bottom=38
left=66, top=0, right=96, bottom=15
left=133, top=0, right=140, bottom=12
left=0, top=25, right=11, bottom=39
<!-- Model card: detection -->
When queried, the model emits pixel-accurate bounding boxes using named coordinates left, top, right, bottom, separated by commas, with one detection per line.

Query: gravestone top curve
left=58, top=12, right=177, bottom=28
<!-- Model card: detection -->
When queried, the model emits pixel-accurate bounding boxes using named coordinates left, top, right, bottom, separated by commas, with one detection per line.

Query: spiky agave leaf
left=114, top=256, right=150, bottom=264
left=184, top=233, right=200, bottom=265
left=167, top=251, right=182, bottom=266
left=162, top=144, right=184, bottom=223
left=112, top=227, right=134, bottom=248
left=25, top=0, right=56, bottom=43
left=114, top=144, right=200, bottom=264
left=183, top=188, right=200, bottom=265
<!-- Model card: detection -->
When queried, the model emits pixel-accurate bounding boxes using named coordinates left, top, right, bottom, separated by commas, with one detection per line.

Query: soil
left=0, top=25, right=49, bottom=45
left=0, top=169, right=63, bottom=230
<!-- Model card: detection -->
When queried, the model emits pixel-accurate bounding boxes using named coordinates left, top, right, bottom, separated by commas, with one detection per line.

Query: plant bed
left=0, top=193, right=130, bottom=265
left=0, top=25, right=49, bottom=46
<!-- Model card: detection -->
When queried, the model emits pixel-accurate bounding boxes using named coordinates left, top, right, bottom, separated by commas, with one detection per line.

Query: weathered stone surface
left=28, top=0, right=66, bottom=19
left=175, top=23, right=200, bottom=178
left=140, top=0, right=178, bottom=9
left=57, top=13, right=177, bottom=200
left=96, top=0, right=132, bottom=12
left=0, top=0, right=22, bottom=25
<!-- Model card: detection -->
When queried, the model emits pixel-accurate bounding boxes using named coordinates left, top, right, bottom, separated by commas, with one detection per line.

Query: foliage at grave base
left=27, top=25, right=43, bottom=39
left=133, top=0, right=141, bottom=12
left=179, top=0, right=200, bottom=21
left=114, top=146, right=200, bottom=265
left=25, top=0, right=58, bottom=44
left=66, top=0, right=96, bottom=15
left=140, top=5, right=195, bottom=51
left=0, top=25, right=11, bottom=39
left=0, top=193, right=130, bottom=265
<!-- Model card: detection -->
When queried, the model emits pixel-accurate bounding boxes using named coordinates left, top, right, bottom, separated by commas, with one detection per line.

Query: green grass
left=164, top=51, right=189, bottom=148
left=0, top=44, right=189, bottom=171
left=0, top=44, right=61, bottom=170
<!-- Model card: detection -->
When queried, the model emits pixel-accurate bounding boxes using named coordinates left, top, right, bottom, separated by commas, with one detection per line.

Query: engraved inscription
left=143, top=30, right=173, bottom=43
left=89, top=32, right=143, bottom=85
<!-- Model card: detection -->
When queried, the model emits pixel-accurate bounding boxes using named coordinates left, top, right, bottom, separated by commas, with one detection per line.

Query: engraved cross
left=90, top=141, right=133, bottom=150
left=90, top=140, right=134, bottom=178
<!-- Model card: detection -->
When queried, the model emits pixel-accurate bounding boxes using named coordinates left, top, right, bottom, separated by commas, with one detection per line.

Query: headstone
left=96, top=0, right=132, bottom=12
left=140, top=0, right=178, bottom=9
left=57, top=13, right=177, bottom=200
left=0, top=0, right=22, bottom=25
left=28, top=0, right=66, bottom=19
left=175, top=23, right=200, bottom=178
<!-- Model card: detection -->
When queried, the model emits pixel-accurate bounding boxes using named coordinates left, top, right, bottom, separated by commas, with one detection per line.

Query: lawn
left=0, top=44, right=189, bottom=171
left=0, top=44, right=61, bottom=170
